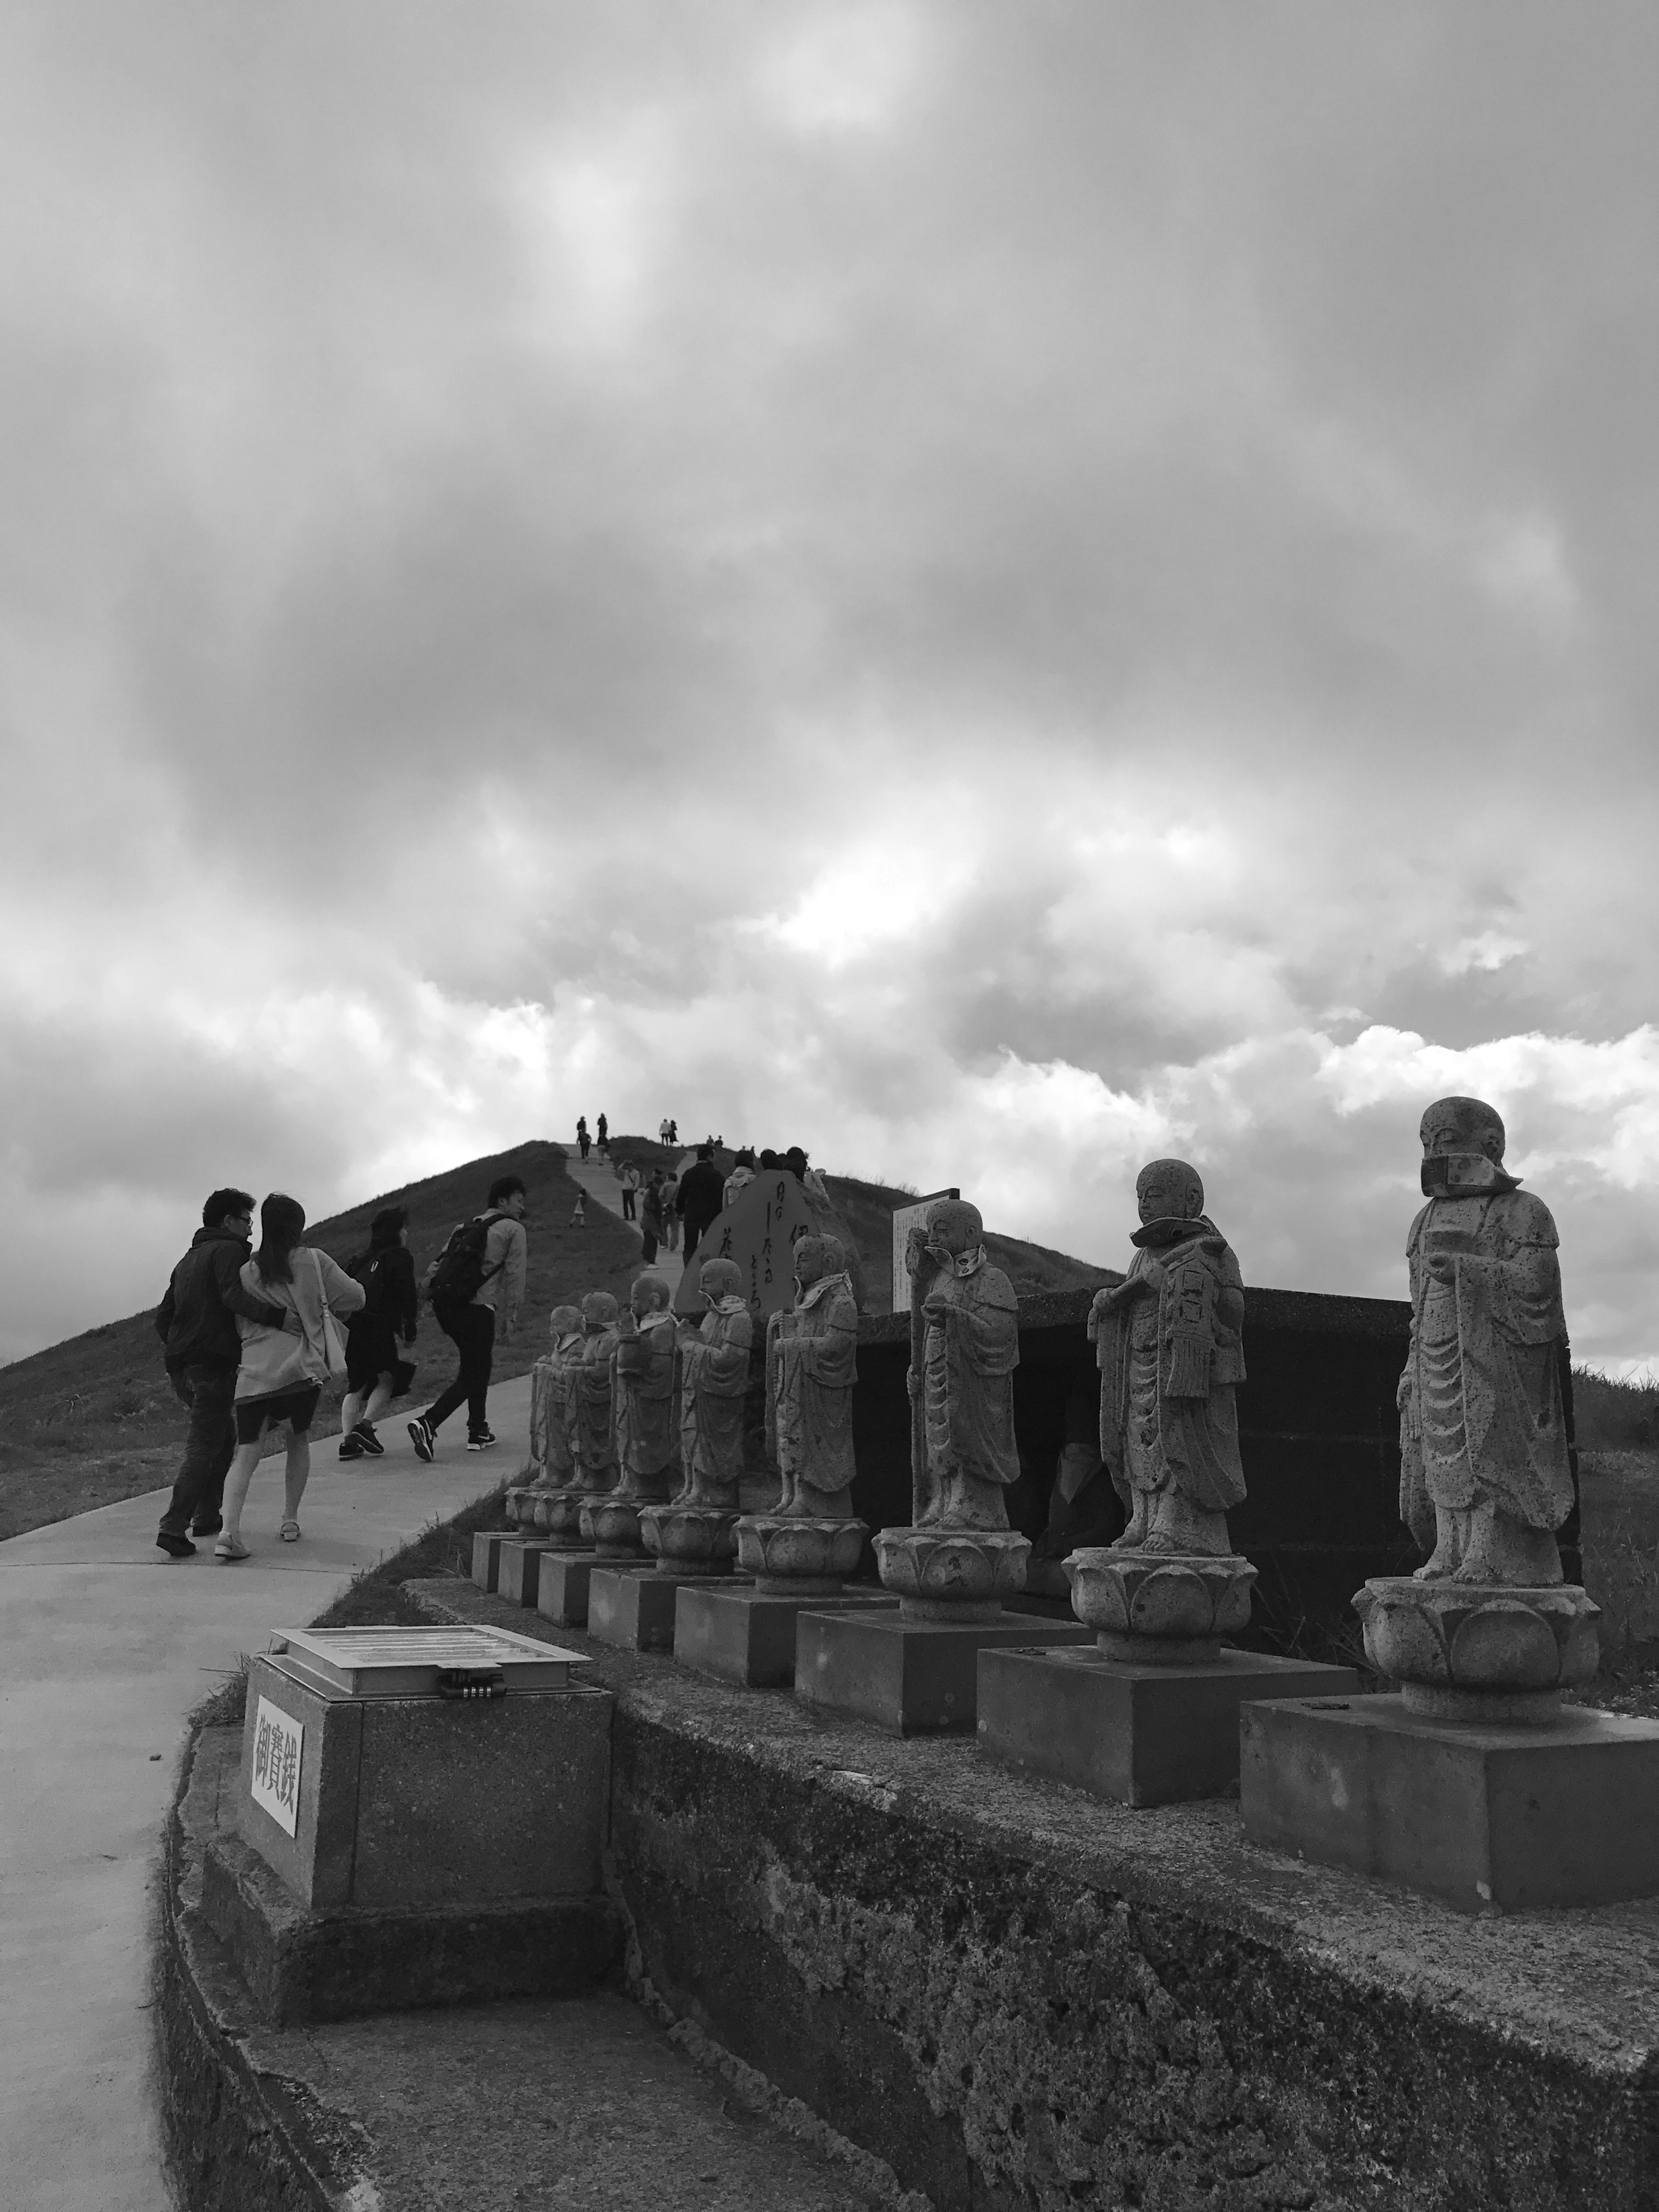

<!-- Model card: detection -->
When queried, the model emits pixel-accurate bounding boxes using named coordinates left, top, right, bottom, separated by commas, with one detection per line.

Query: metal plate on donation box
left=268, top=1625, right=589, bottom=1699
left=250, top=1695, right=303, bottom=1835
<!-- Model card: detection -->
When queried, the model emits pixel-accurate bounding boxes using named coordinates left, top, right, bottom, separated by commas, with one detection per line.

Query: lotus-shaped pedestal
left=735, top=1516, right=867, bottom=1594
left=503, top=1487, right=534, bottom=1527
left=1066, top=1548, right=1256, bottom=1664
left=1354, top=1577, right=1600, bottom=1723
left=540, top=1490, right=593, bottom=1545
left=579, top=1494, right=654, bottom=1558
left=639, top=1504, right=740, bottom=1572
left=528, top=1489, right=563, bottom=1535
left=873, top=1527, right=1029, bottom=1621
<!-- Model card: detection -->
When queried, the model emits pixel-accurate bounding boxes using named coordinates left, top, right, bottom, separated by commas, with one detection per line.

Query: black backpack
left=426, top=1213, right=507, bottom=1311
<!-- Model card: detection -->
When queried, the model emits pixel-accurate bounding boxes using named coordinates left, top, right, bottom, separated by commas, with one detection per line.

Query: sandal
left=214, top=1535, right=250, bottom=1561
left=280, top=1519, right=301, bottom=1543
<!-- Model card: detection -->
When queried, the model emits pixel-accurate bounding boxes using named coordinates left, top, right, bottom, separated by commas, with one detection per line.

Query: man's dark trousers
left=158, top=1364, right=237, bottom=1537
left=682, top=1214, right=717, bottom=1264
left=425, top=1303, right=496, bottom=1434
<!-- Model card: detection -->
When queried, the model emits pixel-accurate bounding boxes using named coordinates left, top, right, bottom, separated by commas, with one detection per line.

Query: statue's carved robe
left=530, top=1335, right=585, bottom=1485
left=572, top=1325, right=620, bottom=1493
left=1092, top=1220, right=1246, bottom=1516
left=1401, top=1189, right=1573, bottom=1545
left=678, top=1299, right=752, bottom=1505
left=766, top=1274, right=858, bottom=1515
left=916, top=1252, right=1019, bottom=1529
left=612, top=1313, right=677, bottom=1501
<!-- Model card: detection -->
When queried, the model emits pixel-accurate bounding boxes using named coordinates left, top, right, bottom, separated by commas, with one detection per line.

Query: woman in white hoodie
left=216, top=1193, right=364, bottom=1559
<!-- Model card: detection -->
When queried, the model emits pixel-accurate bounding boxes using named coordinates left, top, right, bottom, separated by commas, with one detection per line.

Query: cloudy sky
left=3, top=1, right=1657, bottom=1370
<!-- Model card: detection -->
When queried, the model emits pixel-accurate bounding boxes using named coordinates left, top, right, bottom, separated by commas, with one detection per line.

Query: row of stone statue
left=511, top=1093, right=1598, bottom=1719
left=508, top=1236, right=866, bottom=1589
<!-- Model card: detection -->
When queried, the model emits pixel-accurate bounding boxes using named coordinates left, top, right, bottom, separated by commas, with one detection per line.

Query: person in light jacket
left=216, top=1193, right=364, bottom=1559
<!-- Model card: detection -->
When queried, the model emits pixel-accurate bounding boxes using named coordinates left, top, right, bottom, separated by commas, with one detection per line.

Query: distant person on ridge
left=216, top=1193, right=365, bottom=1559
left=596, top=1112, right=609, bottom=1158
left=576, top=1116, right=591, bottom=1161
left=337, top=1206, right=420, bottom=1461
left=658, top=1116, right=671, bottom=1146
left=675, top=1143, right=726, bottom=1263
left=407, top=1175, right=528, bottom=1461
left=153, top=1188, right=298, bottom=1559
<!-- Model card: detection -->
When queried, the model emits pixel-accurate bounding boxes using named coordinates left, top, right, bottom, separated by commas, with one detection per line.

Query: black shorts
left=345, top=1325, right=416, bottom=1394
left=234, top=1386, right=321, bottom=1444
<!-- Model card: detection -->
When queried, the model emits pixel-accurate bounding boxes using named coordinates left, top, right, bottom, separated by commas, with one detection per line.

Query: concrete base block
left=535, top=1549, right=599, bottom=1628
left=470, top=1529, right=519, bottom=1593
left=496, top=1538, right=565, bottom=1608
left=795, top=1608, right=1093, bottom=1735
left=977, top=1645, right=1361, bottom=1806
left=588, top=1565, right=747, bottom=1653
left=674, top=1586, right=900, bottom=1688
left=237, top=1656, right=612, bottom=1909
left=1241, top=1691, right=1659, bottom=1912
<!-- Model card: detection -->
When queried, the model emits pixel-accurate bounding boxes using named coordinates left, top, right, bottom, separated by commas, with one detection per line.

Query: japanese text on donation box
left=251, top=1696, right=303, bottom=1837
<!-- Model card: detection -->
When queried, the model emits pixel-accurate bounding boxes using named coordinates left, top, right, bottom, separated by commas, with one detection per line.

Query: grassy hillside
left=0, top=1141, right=639, bottom=1540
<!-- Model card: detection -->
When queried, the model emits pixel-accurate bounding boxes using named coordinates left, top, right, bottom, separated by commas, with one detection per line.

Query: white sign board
left=890, top=1189, right=959, bottom=1311
left=250, top=1695, right=303, bottom=1837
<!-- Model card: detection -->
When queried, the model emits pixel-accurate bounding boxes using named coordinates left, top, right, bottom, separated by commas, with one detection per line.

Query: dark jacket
left=674, top=1160, right=726, bottom=1228
left=346, top=1244, right=420, bottom=1344
left=155, top=1227, right=289, bottom=1372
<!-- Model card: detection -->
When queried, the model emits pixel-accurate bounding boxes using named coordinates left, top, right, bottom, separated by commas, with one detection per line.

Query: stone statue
left=530, top=1304, right=585, bottom=1486
left=739, top=1234, right=866, bottom=1592
left=873, top=1196, right=1029, bottom=1618
left=674, top=1256, right=752, bottom=1504
left=1067, top=1161, right=1255, bottom=1662
left=908, top=1198, right=1020, bottom=1530
left=571, top=1291, right=622, bottom=1495
left=517, top=1303, right=585, bottom=1533
left=1398, top=1096, right=1574, bottom=1588
left=642, top=1257, right=752, bottom=1570
left=1086, top=1159, right=1246, bottom=1557
left=1354, top=1099, right=1599, bottom=1722
left=583, top=1274, right=678, bottom=1556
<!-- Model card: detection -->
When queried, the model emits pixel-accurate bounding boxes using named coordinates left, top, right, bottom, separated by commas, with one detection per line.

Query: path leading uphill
left=565, top=1149, right=690, bottom=1291
left=0, top=1375, right=531, bottom=2212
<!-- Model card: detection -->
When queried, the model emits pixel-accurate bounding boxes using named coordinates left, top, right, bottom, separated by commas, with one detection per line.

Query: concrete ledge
left=407, top=1576, right=1659, bottom=2212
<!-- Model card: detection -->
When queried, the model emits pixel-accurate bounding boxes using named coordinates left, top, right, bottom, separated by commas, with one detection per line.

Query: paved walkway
left=566, top=1149, right=689, bottom=1290
left=0, top=1371, right=532, bottom=2212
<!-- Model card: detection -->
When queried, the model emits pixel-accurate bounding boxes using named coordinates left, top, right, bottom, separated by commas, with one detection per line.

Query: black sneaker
left=189, top=1516, right=223, bottom=1538
left=466, top=1427, right=497, bottom=1452
left=408, top=1416, right=435, bottom=1463
left=156, top=1532, right=197, bottom=1559
left=353, top=1421, right=385, bottom=1457
left=338, top=1431, right=365, bottom=1461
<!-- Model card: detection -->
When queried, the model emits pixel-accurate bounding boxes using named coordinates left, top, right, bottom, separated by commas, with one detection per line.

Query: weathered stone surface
left=1355, top=1576, right=1600, bottom=1722
left=674, top=1585, right=899, bottom=1688
left=795, top=1606, right=1091, bottom=1734
left=874, top=1526, right=1030, bottom=1621
left=496, top=1538, right=557, bottom=1608
left=469, top=1529, right=516, bottom=1594
left=736, top=1513, right=868, bottom=1595
left=535, top=1549, right=598, bottom=1628
left=588, top=1564, right=744, bottom=1653
left=1243, top=1692, right=1659, bottom=1911
left=1067, top=1546, right=1258, bottom=1663
left=978, top=1644, right=1360, bottom=1805
left=640, top=1502, right=741, bottom=1569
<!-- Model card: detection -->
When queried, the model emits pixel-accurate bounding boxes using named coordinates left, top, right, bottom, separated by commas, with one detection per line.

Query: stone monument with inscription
left=1243, top=1099, right=1659, bottom=1910
left=979, top=1161, right=1357, bottom=1802
left=796, top=1196, right=1090, bottom=1732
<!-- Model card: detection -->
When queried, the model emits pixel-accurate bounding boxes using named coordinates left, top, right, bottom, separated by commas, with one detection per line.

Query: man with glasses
left=153, top=1188, right=295, bottom=1559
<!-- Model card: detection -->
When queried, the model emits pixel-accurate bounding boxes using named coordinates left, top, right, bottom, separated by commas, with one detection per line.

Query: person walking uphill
left=337, top=1206, right=420, bottom=1460
left=408, top=1174, right=528, bottom=1461
left=675, top=1143, right=726, bottom=1264
left=216, top=1194, right=365, bottom=1559
left=153, top=1188, right=298, bottom=1559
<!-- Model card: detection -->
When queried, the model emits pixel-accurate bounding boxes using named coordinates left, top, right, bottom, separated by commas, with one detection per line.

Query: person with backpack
left=215, top=1193, right=364, bottom=1558
left=407, top=1174, right=529, bottom=1460
left=337, top=1206, right=420, bottom=1460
